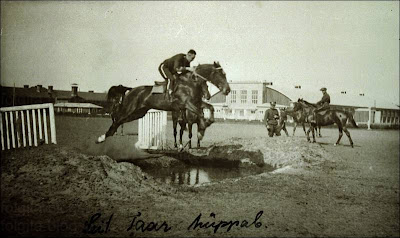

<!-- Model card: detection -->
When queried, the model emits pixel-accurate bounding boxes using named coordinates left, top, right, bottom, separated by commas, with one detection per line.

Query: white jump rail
left=137, top=109, right=167, bottom=150
left=0, top=103, right=57, bottom=150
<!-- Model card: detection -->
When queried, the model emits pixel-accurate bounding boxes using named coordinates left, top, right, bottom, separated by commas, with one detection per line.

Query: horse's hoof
left=96, top=135, right=106, bottom=144
left=178, top=144, right=184, bottom=152
left=334, top=143, right=337, bottom=146
left=351, top=144, right=354, bottom=148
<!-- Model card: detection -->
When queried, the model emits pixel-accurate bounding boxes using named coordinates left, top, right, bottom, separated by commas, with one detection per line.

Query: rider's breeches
left=159, top=64, right=175, bottom=91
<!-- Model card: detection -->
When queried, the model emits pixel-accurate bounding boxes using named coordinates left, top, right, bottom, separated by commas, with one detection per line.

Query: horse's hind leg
left=343, top=127, right=354, bottom=148
left=318, top=126, right=322, bottom=137
left=302, top=123, right=307, bottom=136
left=292, top=122, right=296, bottom=136
left=334, top=126, right=343, bottom=146
left=97, top=108, right=148, bottom=143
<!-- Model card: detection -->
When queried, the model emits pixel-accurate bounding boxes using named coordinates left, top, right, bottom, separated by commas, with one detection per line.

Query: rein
left=192, top=67, right=223, bottom=82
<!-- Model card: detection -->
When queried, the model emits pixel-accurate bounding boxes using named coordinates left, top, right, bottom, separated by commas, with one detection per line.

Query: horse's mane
left=300, top=99, right=317, bottom=108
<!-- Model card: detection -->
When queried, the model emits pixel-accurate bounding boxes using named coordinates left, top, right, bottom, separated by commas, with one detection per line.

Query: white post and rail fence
left=1, top=103, right=57, bottom=150
left=136, top=109, right=167, bottom=150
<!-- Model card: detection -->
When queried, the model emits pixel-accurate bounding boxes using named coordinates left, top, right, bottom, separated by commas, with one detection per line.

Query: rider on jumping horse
left=158, top=49, right=197, bottom=101
left=311, top=87, right=330, bottom=123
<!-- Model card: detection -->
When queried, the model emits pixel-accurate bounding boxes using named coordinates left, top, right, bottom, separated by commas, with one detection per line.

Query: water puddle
left=142, top=164, right=275, bottom=186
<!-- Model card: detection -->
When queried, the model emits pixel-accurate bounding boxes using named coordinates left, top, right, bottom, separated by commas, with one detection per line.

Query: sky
left=1, top=1, right=399, bottom=106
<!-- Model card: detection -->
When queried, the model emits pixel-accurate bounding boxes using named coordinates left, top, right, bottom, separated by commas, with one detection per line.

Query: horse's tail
left=346, top=111, right=358, bottom=128
left=106, top=86, right=116, bottom=103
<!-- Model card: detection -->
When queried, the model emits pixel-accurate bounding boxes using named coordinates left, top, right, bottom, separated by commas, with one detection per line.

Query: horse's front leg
left=306, top=126, right=312, bottom=142
left=188, top=123, right=193, bottom=149
left=302, top=123, right=307, bottom=136
left=179, top=122, right=185, bottom=149
left=311, top=124, right=316, bottom=143
left=173, top=121, right=178, bottom=148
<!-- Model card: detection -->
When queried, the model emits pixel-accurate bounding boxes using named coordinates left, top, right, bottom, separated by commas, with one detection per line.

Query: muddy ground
left=1, top=116, right=399, bottom=237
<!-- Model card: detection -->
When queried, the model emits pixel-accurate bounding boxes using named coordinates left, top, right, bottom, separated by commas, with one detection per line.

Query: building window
left=230, top=90, right=237, bottom=103
left=240, top=90, right=247, bottom=104
left=251, top=90, right=258, bottom=104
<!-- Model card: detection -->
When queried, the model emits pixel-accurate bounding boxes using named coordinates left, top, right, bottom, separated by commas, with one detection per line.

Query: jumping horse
left=294, top=99, right=358, bottom=147
left=96, top=62, right=230, bottom=143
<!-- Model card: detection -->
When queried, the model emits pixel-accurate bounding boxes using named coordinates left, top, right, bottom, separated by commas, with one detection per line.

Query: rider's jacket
left=317, top=93, right=330, bottom=108
left=161, top=53, right=191, bottom=76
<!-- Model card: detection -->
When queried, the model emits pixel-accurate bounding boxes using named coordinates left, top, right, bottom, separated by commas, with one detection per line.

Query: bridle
left=192, top=67, right=224, bottom=82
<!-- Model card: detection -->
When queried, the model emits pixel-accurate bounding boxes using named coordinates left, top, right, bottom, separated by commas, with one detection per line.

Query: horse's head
left=195, top=62, right=231, bottom=95
left=293, top=101, right=303, bottom=111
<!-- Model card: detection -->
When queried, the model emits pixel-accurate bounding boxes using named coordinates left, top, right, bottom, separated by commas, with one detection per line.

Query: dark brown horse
left=96, top=62, right=230, bottom=143
left=172, top=78, right=212, bottom=150
left=294, top=99, right=358, bottom=147
left=173, top=100, right=215, bottom=150
left=279, top=105, right=321, bottom=137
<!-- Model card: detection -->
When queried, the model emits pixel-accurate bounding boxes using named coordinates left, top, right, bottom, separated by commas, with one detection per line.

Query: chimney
left=23, top=85, right=29, bottom=88
left=48, top=85, right=53, bottom=93
left=36, top=85, right=42, bottom=93
left=71, top=83, right=78, bottom=97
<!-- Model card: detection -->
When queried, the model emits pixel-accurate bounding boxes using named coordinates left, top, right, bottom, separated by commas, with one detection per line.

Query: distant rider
left=158, top=49, right=196, bottom=101
left=311, top=87, right=330, bottom=123
left=264, top=102, right=281, bottom=137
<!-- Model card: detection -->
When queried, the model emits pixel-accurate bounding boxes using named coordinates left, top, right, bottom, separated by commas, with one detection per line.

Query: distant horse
left=172, top=78, right=214, bottom=149
left=280, top=105, right=321, bottom=137
left=96, top=62, right=230, bottom=143
left=106, top=85, right=132, bottom=135
left=294, top=99, right=358, bottom=147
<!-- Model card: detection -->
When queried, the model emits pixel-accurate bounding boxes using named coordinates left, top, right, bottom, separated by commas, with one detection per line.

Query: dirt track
left=1, top=116, right=399, bottom=237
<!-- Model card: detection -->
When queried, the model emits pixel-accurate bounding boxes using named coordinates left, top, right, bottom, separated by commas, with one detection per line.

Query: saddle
left=151, top=81, right=167, bottom=94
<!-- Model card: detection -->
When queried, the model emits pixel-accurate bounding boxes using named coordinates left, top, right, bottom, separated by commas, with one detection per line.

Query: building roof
left=267, top=85, right=400, bottom=110
left=53, top=90, right=106, bottom=101
left=54, top=102, right=103, bottom=109
left=1, top=86, right=53, bottom=99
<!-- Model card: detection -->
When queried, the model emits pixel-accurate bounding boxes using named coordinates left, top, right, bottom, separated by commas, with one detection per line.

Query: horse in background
left=294, top=99, right=358, bottom=147
left=279, top=105, right=321, bottom=137
left=97, top=62, right=230, bottom=143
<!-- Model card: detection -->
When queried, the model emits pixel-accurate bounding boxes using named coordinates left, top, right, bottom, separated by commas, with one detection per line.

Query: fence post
left=367, top=107, right=371, bottom=130
left=49, top=103, right=57, bottom=144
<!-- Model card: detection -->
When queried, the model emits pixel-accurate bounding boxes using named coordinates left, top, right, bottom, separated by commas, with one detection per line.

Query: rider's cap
left=320, top=87, right=327, bottom=91
left=270, top=101, right=276, bottom=106
left=188, top=49, right=196, bottom=55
